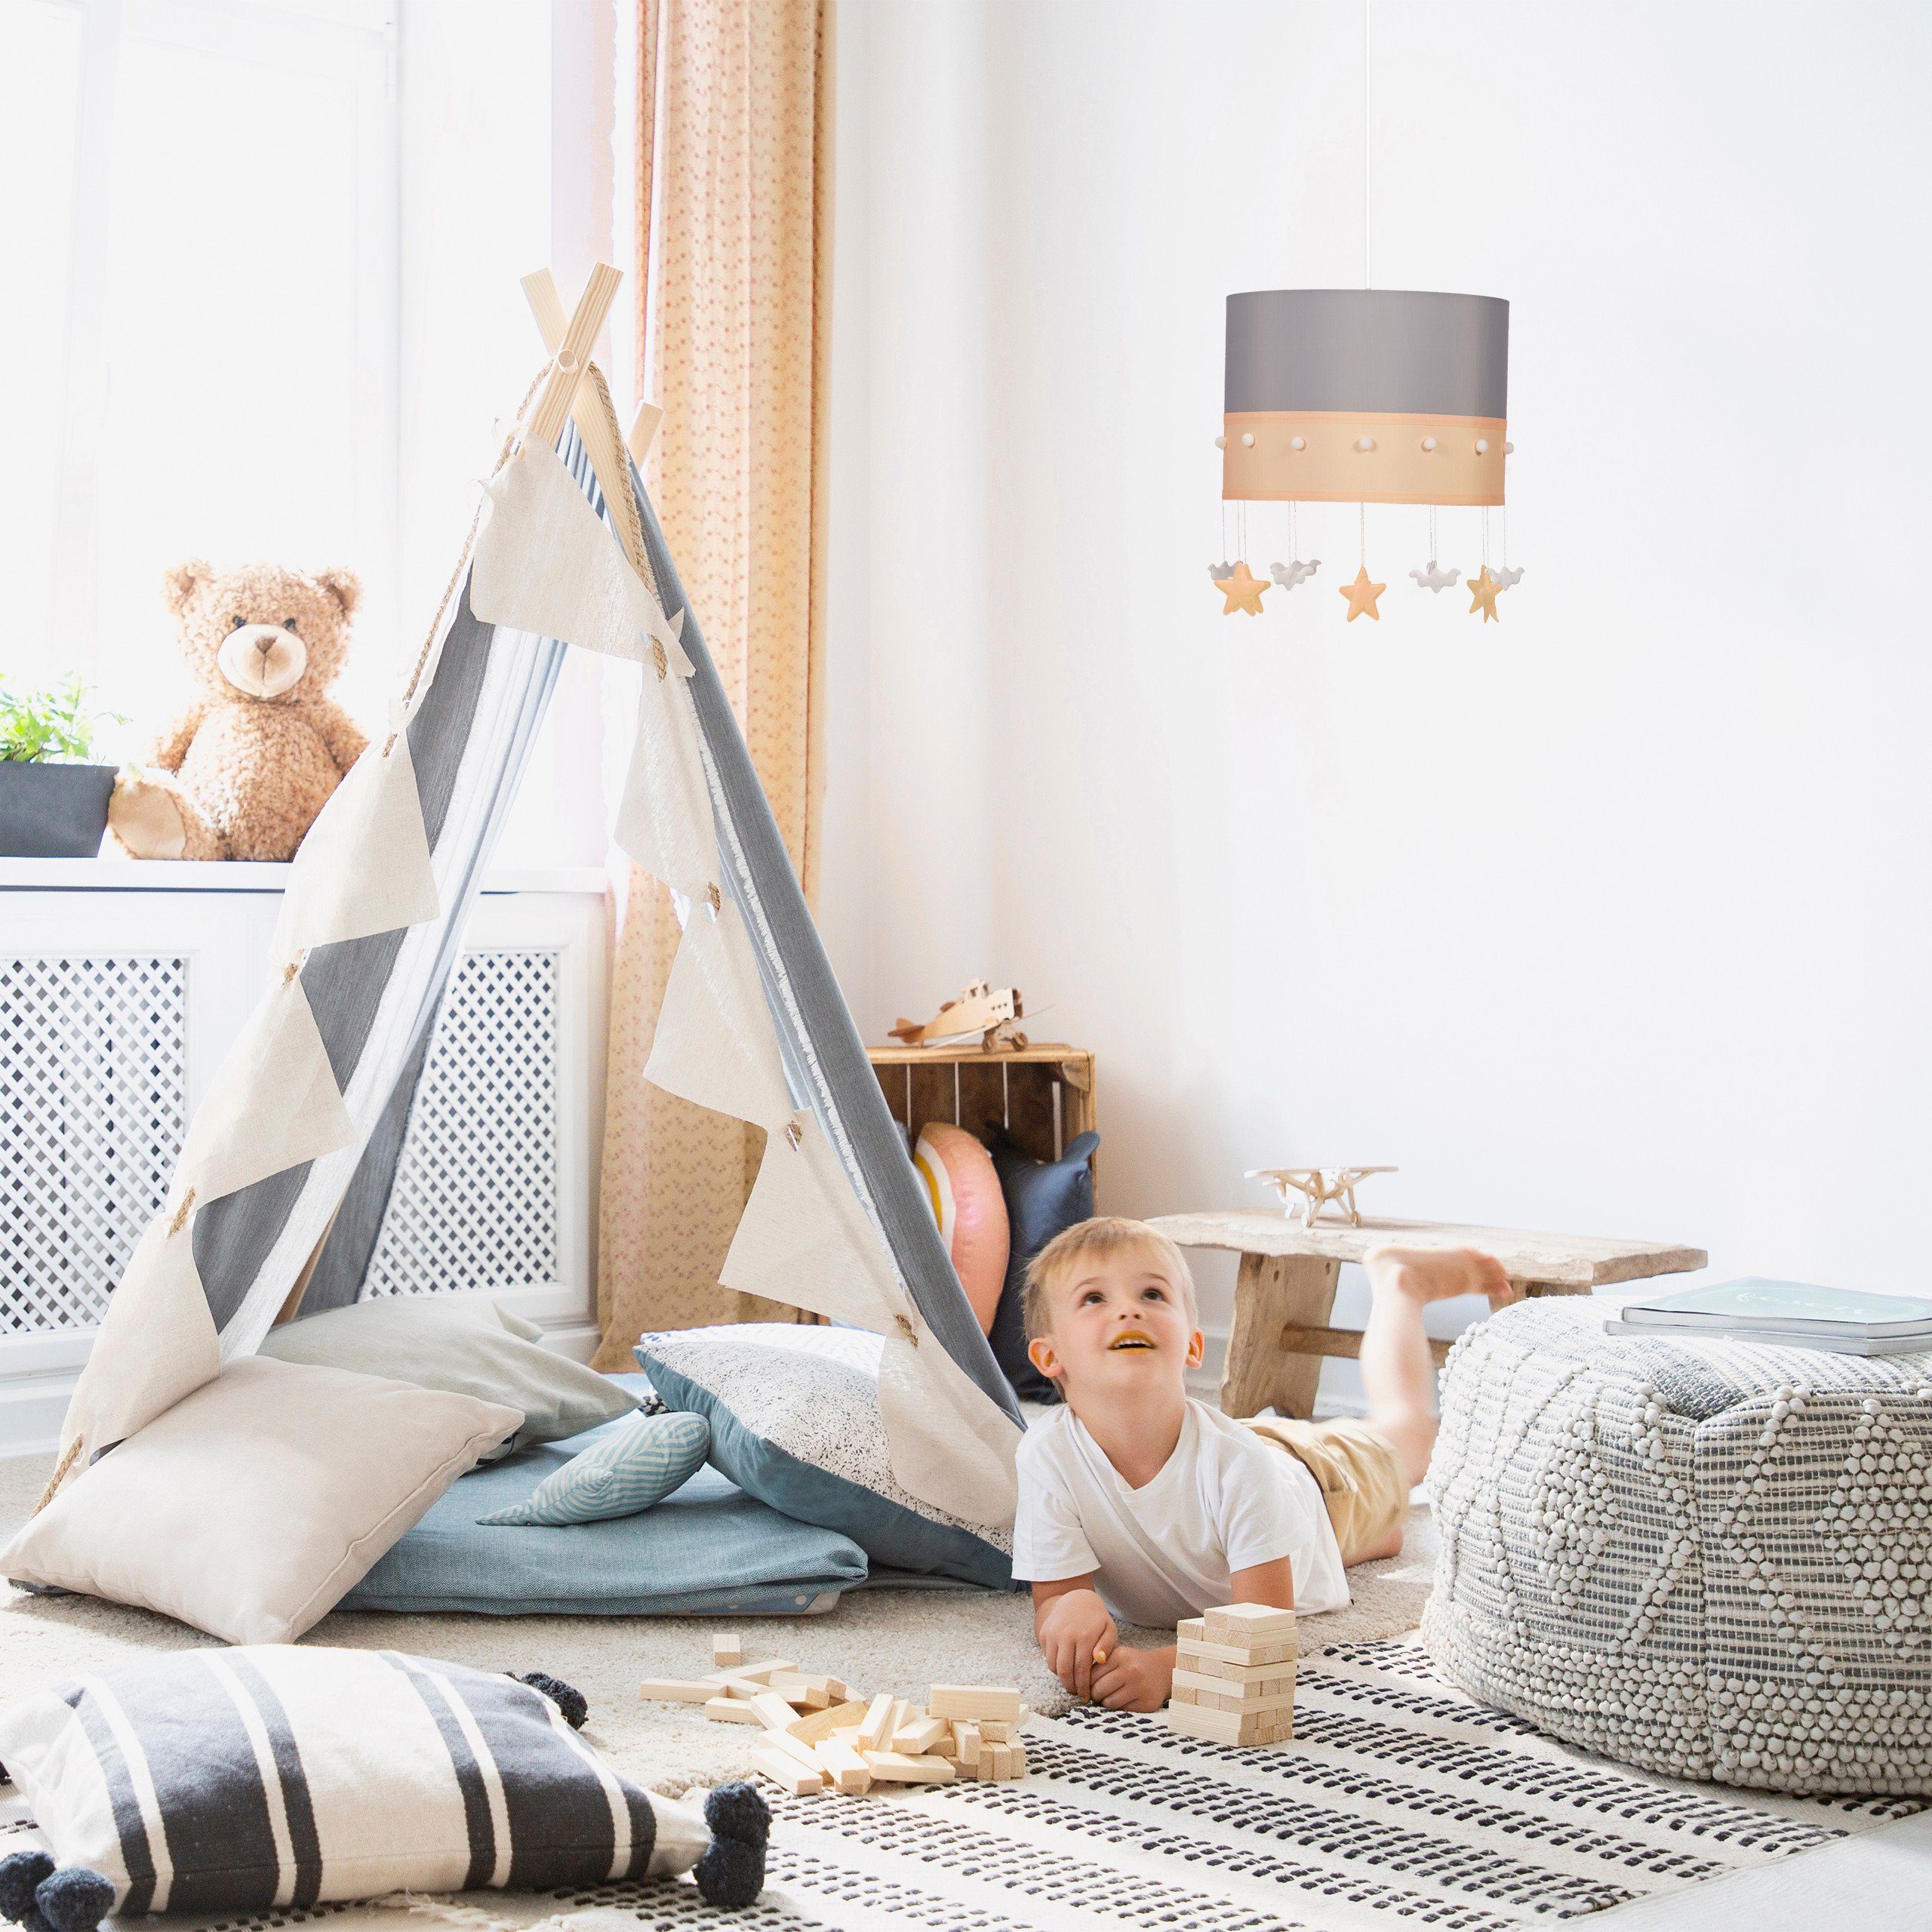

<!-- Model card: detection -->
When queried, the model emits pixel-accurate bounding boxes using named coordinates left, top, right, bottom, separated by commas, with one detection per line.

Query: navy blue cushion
left=986, top=1129, right=1098, bottom=1403
left=634, top=1327, right=1011, bottom=1591
left=343, top=1376, right=866, bottom=1616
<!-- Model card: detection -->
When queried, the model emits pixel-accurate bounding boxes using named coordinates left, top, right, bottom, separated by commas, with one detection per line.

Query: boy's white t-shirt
left=1011, top=1399, right=1349, bottom=1626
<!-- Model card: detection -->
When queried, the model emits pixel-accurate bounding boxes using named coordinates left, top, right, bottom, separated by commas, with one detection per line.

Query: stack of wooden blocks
left=640, top=1635, right=1029, bottom=1797
left=1166, top=1603, right=1297, bottom=1747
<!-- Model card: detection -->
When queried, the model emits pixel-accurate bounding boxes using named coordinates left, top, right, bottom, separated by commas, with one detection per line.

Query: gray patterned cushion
left=1424, top=1299, right=1932, bottom=1794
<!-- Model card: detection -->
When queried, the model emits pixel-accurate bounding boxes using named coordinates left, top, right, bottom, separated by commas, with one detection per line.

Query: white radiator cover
left=0, top=860, right=606, bottom=1452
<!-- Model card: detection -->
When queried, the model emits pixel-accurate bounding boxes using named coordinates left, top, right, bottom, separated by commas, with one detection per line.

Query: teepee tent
left=43, top=266, right=1024, bottom=1547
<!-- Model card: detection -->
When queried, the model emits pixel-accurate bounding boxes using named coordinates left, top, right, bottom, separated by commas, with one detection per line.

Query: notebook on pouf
left=1606, top=1278, right=1932, bottom=1355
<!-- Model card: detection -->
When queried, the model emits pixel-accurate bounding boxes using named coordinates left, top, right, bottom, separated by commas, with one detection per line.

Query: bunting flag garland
left=613, top=654, right=720, bottom=900
left=57, top=1214, right=220, bottom=1468
left=641, top=898, right=798, bottom=1136
left=271, top=714, right=439, bottom=959
left=472, top=435, right=684, bottom=669
left=170, top=974, right=356, bottom=1210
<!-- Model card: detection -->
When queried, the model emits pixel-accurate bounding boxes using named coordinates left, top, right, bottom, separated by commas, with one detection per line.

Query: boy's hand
left=1091, top=1644, right=1174, bottom=1712
left=1036, top=1586, right=1118, bottom=1700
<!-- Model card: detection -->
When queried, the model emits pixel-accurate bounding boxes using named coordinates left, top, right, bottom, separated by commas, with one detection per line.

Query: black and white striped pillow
left=0, top=1648, right=766, bottom=1921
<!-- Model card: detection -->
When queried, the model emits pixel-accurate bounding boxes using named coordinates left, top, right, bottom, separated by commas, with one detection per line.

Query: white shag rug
left=0, top=1453, right=1436, bottom=1796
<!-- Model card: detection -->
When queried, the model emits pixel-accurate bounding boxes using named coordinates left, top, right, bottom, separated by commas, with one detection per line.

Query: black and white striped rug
left=36, top=1638, right=1927, bottom=1932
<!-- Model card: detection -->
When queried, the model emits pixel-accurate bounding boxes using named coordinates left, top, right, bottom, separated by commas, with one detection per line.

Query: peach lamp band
left=1221, top=411, right=1506, bottom=507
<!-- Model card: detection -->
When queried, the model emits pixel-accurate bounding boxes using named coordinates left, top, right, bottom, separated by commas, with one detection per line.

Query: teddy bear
left=109, top=559, right=368, bottom=862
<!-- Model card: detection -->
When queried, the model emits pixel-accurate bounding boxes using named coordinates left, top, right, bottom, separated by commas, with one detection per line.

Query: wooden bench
left=1146, top=1212, right=1706, bottom=1420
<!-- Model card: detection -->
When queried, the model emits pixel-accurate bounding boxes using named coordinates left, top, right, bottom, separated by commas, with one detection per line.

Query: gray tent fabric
left=223, top=429, right=1020, bottom=1427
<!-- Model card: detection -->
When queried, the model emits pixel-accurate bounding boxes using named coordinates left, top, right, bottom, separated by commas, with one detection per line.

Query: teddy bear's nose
left=255, top=638, right=275, bottom=658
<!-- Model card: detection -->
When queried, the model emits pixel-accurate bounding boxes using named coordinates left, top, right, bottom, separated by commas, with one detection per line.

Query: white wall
left=823, top=0, right=1932, bottom=1395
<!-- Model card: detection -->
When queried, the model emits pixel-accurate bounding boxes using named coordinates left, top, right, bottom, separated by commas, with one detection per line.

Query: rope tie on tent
left=895, top=1313, right=918, bottom=1348
left=168, top=1188, right=197, bottom=1237
left=32, top=1437, right=83, bottom=1515
left=586, top=360, right=660, bottom=605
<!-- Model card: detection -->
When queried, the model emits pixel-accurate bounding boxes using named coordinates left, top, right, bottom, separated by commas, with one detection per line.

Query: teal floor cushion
left=343, top=1379, right=866, bottom=1616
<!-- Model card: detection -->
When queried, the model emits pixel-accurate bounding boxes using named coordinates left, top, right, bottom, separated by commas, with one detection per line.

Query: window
left=4, top=0, right=559, bottom=749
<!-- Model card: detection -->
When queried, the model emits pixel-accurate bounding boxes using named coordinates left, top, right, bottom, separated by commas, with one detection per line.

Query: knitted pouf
left=1422, top=1298, right=1932, bottom=1795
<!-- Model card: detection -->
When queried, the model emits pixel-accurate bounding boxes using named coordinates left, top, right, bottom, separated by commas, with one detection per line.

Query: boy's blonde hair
left=1022, top=1216, right=1199, bottom=1341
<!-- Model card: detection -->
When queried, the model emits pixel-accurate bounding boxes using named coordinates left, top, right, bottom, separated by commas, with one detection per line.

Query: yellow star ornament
left=1467, top=566, right=1501, bottom=622
left=1212, top=561, right=1269, bottom=616
left=1339, top=565, right=1386, bottom=622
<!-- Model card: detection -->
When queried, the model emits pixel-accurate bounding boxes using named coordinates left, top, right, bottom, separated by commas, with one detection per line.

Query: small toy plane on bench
left=890, top=980, right=1028, bottom=1052
left=1247, top=1165, right=1397, bottom=1228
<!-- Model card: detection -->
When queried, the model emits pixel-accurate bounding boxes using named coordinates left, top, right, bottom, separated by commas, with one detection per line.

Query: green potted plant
left=0, top=675, right=126, bottom=857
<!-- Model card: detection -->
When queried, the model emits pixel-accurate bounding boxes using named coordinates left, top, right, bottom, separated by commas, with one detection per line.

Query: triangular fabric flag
left=613, top=663, right=719, bottom=898
left=57, top=1211, right=221, bottom=1467
left=721, top=1110, right=911, bottom=1333
left=272, top=720, right=438, bottom=958
left=878, top=1329, right=1022, bottom=1529
left=643, top=900, right=795, bottom=1134
left=470, top=435, right=668, bottom=666
left=171, top=974, right=355, bottom=1208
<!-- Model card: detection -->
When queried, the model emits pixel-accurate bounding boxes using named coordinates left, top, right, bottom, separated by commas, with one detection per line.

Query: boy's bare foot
left=1364, top=1244, right=1519, bottom=1312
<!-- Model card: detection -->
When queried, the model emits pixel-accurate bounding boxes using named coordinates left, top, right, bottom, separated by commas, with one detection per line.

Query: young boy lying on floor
left=1014, top=1216, right=1518, bottom=1711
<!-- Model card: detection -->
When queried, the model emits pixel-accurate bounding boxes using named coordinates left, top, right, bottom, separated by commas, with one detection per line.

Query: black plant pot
left=0, top=761, right=118, bottom=857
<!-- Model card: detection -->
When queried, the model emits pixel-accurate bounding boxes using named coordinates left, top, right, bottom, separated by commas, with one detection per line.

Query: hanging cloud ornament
left=1271, top=559, right=1321, bottom=591
left=1408, top=560, right=1461, bottom=592
left=1491, top=565, right=1525, bottom=591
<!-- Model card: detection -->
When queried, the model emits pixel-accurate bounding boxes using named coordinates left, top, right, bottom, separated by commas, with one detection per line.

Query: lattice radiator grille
left=364, top=948, right=561, bottom=1299
left=2, top=955, right=186, bottom=1334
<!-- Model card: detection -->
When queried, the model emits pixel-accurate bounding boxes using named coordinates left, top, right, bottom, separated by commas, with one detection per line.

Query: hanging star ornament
left=1408, top=559, right=1460, bottom=593
left=1467, top=566, right=1502, bottom=621
left=1212, top=560, right=1269, bottom=616
left=1491, top=565, right=1524, bottom=592
left=1339, top=565, right=1386, bottom=622
left=1271, top=558, right=1321, bottom=592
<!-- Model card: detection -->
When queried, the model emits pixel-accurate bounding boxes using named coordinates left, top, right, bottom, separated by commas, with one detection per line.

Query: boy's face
left=1026, top=1244, right=1204, bottom=1402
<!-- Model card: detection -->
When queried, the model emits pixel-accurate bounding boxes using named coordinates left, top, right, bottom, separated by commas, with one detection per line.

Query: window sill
left=0, top=858, right=608, bottom=896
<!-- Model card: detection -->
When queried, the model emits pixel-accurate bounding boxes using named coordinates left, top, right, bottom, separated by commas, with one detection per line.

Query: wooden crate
left=867, top=1043, right=1097, bottom=1201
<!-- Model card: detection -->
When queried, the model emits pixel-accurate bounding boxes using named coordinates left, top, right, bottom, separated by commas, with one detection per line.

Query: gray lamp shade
left=1222, top=289, right=1509, bottom=507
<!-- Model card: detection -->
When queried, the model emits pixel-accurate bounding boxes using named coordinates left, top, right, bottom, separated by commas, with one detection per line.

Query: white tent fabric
left=51, top=405, right=1023, bottom=1538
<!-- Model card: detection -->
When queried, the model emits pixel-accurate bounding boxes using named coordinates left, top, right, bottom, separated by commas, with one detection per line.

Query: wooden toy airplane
left=1247, top=1165, right=1397, bottom=1228
left=890, top=981, right=1027, bottom=1051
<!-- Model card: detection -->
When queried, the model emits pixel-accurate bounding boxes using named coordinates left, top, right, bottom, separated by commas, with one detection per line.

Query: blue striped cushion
left=475, top=1411, right=710, bottom=1527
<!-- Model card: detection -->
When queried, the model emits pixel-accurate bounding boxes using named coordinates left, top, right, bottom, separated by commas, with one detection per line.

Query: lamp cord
left=1364, top=0, right=1373, bottom=290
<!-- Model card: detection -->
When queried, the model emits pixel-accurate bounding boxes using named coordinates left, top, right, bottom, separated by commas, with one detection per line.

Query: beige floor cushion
left=0, top=1357, right=520, bottom=1644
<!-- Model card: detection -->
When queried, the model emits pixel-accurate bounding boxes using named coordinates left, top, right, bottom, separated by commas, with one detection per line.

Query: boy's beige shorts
left=1242, top=1415, right=1409, bottom=1564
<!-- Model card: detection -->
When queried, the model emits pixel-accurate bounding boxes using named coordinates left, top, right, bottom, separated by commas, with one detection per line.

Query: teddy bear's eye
left=229, top=615, right=246, bottom=630
left=282, top=618, right=299, bottom=632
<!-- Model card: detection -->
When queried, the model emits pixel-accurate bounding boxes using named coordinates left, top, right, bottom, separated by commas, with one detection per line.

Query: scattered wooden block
left=929, top=1730, right=959, bottom=1761
left=706, top=1657, right=794, bottom=1685
left=712, top=1633, right=743, bottom=1668
left=639, top=1678, right=713, bottom=1703
left=759, top=1727, right=829, bottom=1777
left=815, top=1739, right=873, bottom=1794
left=788, top=1699, right=870, bottom=1746
left=749, top=1691, right=804, bottom=1734
left=929, top=1685, right=1023, bottom=1723
left=892, top=1714, right=948, bottom=1755
left=863, top=1750, right=955, bottom=1785
left=953, top=1721, right=980, bottom=1770
left=703, top=1697, right=762, bottom=1725
left=975, top=1719, right=1014, bottom=1744
left=857, top=1693, right=898, bottom=1752
left=748, top=1743, right=824, bottom=1795
left=1204, top=1603, right=1297, bottom=1647
left=768, top=1673, right=832, bottom=1709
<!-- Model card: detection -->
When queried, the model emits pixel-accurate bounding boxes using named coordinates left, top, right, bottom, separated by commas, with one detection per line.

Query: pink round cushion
left=912, top=1123, right=1011, bottom=1337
